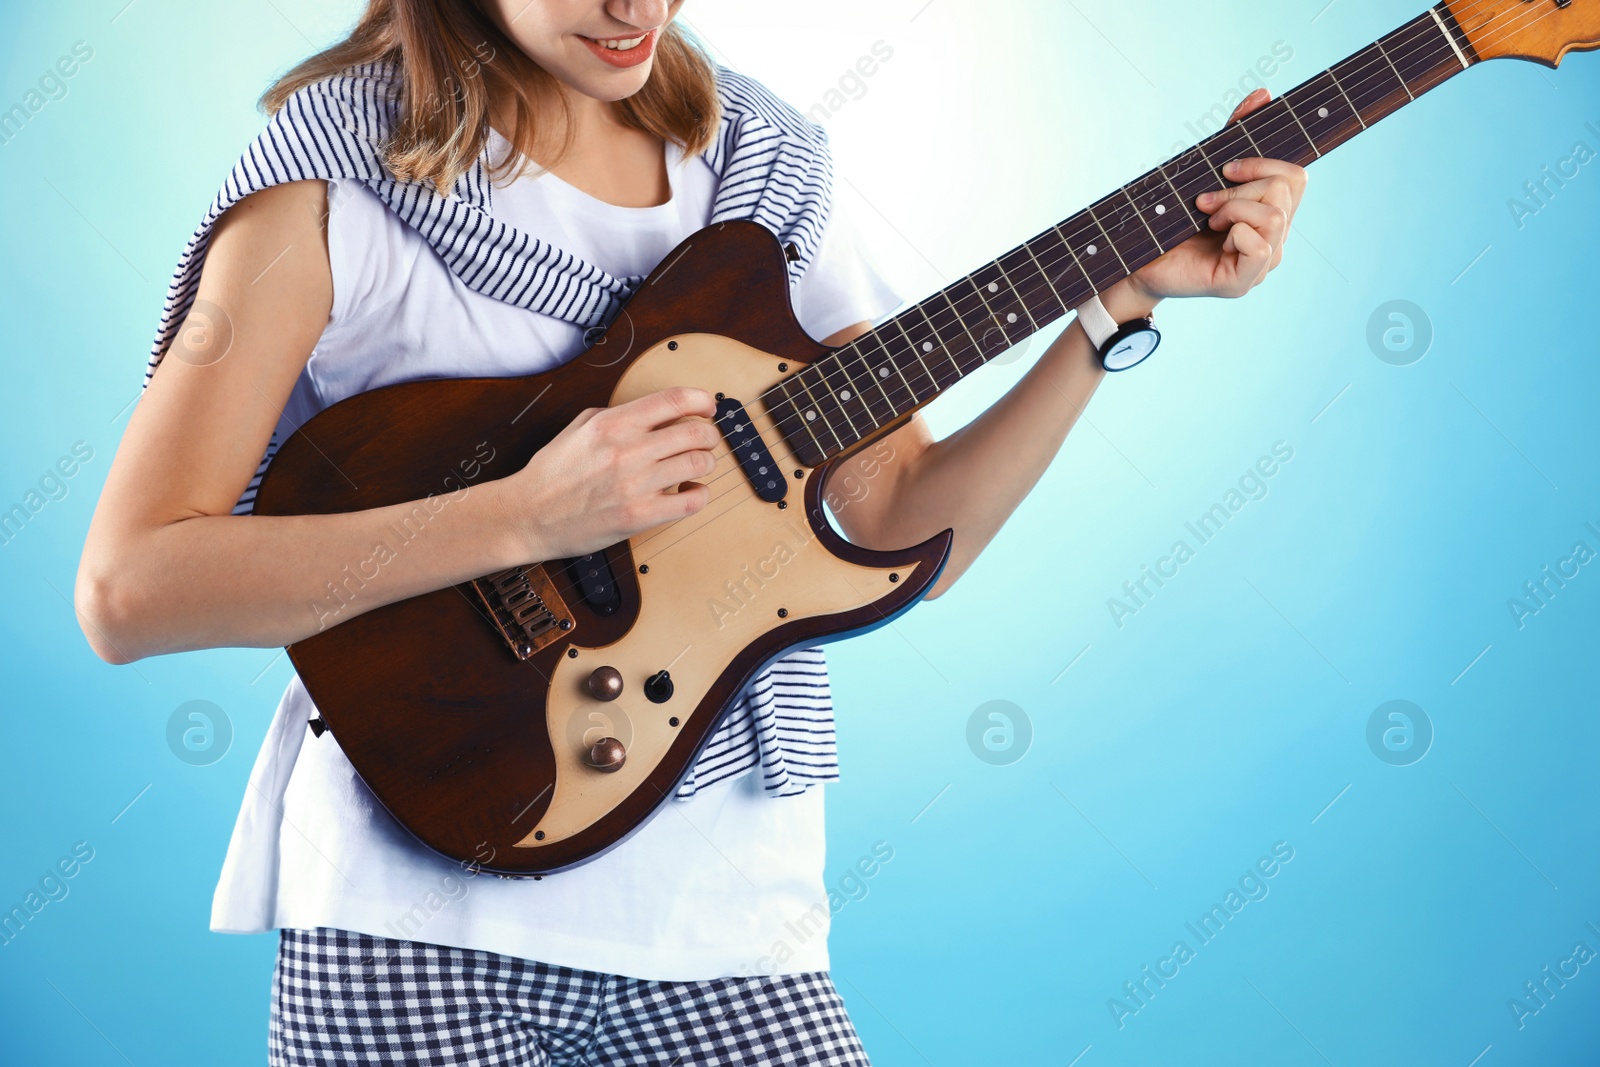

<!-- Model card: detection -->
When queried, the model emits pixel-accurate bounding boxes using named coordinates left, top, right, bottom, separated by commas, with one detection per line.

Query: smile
left=579, top=29, right=658, bottom=68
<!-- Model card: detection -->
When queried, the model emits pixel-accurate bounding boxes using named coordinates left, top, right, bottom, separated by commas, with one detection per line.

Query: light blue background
left=2, top=1, right=1598, bottom=1064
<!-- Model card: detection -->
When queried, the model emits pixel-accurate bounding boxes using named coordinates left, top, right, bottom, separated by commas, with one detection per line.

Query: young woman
left=77, top=0, right=1306, bottom=1062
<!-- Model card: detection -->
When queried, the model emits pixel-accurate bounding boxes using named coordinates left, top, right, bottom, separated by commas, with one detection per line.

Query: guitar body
left=253, top=220, right=952, bottom=874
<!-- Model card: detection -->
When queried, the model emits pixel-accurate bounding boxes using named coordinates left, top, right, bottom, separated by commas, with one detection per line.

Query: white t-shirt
left=210, top=132, right=902, bottom=982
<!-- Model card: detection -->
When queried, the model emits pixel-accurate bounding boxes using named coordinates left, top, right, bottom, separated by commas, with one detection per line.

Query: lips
left=578, top=28, right=658, bottom=69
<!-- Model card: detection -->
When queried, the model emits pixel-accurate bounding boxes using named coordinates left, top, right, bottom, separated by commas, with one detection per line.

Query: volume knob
left=585, top=737, right=626, bottom=773
left=586, top=666, right=624, bottom=701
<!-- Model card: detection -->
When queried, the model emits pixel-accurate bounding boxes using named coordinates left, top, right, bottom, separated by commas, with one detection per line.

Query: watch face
left=1104, top=328, right=1160, bottom=372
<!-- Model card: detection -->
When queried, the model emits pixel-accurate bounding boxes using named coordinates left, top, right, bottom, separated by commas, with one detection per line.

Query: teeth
left=599, top=35, right=646, bottom=50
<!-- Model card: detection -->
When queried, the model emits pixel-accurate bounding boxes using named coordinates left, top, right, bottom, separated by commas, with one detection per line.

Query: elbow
left=74, top=557, right=147, bottom=664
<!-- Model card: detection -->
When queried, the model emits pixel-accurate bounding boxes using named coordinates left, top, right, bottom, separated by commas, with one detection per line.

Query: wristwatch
left=1076, top=294, right=1161, bottom=372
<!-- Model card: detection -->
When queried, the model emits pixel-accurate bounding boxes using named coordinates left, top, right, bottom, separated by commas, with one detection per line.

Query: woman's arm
left=824, top=93, right=1308, bottom=600
left=76, top=180, right=722, bottom=663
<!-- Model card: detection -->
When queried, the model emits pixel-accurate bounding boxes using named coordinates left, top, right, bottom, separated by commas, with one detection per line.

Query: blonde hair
left=261, top=0, right=720, bottom=191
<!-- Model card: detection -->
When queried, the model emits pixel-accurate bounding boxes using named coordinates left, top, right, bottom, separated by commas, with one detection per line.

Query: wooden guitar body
left=252, top=221, right=952, bottom=874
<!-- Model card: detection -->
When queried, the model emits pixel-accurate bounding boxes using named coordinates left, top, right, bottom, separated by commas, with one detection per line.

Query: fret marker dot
left=1087, top=244, right=1098, bottom=255
left=922, top=342, right=934, bottom=352
left=840, top=390, right=852, bottom=402
left=805, top=410, right=817, bottom=422
left=878, top=367, right=889, bottom=378
left=1006, top=313, right=1018, bottom=323
left=987, top=282, right=999, bottom=293
left=1318, top=106, right=1330, bottom=119
left=1155, top=204, right=1166, bottom=215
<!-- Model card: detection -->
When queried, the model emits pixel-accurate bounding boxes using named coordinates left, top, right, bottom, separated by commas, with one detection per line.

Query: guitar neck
left=770, top=4, right=1478, bottom=468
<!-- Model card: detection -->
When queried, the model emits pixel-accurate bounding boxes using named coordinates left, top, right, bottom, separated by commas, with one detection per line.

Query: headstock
left=1447, top=0, right=1600, bottom=67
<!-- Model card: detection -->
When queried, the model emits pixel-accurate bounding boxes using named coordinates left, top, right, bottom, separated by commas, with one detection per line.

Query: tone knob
left=585, top=737, right=626, bottom=772
left=644, top=670, right=674, bottom=704
left=586, top=665, right=624, bottom=701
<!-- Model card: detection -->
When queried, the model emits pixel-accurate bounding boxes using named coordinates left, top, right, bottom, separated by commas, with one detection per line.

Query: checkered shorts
left=269, top=928, right=871, bottom=1066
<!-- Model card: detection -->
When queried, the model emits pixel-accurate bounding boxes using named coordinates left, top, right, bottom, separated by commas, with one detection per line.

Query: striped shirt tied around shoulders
left=146, top=60, right=841, bottom=800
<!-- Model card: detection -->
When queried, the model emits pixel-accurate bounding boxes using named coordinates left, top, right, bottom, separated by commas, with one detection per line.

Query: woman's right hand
left=491, top=386, right=723, bottom=563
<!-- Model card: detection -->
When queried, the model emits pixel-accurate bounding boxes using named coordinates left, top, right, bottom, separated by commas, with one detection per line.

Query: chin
left=570, top=67, right=654, bottom=103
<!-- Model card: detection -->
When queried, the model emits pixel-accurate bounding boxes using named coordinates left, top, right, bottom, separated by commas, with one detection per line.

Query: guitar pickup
left=470, top=564, right=572, bottom=660
left=567, top=552, right=621, bottom=616
left=715, top=395, right=787, bottom=504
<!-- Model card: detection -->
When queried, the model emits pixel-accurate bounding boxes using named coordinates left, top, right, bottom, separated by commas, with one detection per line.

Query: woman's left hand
left=1125, top=87, right=1309, bottom=305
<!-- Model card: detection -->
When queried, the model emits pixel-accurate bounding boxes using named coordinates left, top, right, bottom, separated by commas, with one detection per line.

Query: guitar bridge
left=470, top=564, right=573, bottom=661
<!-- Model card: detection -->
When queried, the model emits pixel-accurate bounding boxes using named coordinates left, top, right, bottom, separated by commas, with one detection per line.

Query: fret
left=886, top=314, right=942, bottom=402
left=1325, top=68, right=1367, bottom=129
left=1337, top=44, right=1410, bottom=124
left=991, top=260, right=1039, bottom=331
left=1199, top=123, right=1256, bottom=184
left=1083, top=204, right=1135, bottom=276
left=1232, top=116, right=1267, bottom=160
left=1154, top=161, right=1205, bottom=230
left=813, top=361, right=867, bottom=443
left=1293, top=70, right=1366, bottom=157
left=1106, top=188, right=1165, bottom=266
left=789, top=370, right=847, bottom=455
left=916, top=298, right=972, bottom=384
left=1125, top=168, right=1201, bottom=253
left=961, top=273, right=1021, bottom=354
left=773, top=379, right=828, bottom=464
left=854, top=331, right=912, bottom=418
left=1373, top=37, right=1416, bottom=101
left=968, top=262, right=1034, bottom=352
left=1057, top=214, right=1123, bottom=292
left=1162, top=140, right=1225, bottom=226
left=1278, top=96, right=1320, bottom=159
left=829, top=357, right=881, bottom=438
left=1241, top=96, right=1317, bottom=167
left=1001, top=244, right=1068, bottom=318
left=1038, top=227, right=1099, bottom=302
left=933, top=291, right=985, bottom=374
left=852, top=343, right=900, bottom=428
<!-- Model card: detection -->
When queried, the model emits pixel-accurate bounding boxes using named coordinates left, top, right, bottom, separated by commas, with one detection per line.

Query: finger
left=1198, top=176, right=1295, bottom=218
left=1226, top=221, right=1274, bottom=264
left=1206, top=199, right=1288, bottom=248
left=1228, top=88, right=1272, bottom=122
left=1223, top=157, right=1308, bottom=192
left=648, top=448, right=718, bottom=492
left=642, top=416, right=722, bottom=463
left=638, top=481, right=712, bottom=528
left=1220, top=159, right=1308, bottom=221
left=615, top=386, right=718, bottom=429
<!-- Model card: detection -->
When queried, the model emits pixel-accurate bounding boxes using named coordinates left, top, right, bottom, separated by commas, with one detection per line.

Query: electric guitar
left=254, top=0, right=1600, bottom=874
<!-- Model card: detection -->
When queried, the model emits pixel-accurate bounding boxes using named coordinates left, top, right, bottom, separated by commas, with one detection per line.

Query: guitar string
left=761, top=0, right=1561, bottom=454
left=626, top=0, right=1564, bottom=561
left=622, top=0, right=1573, bottom=560
left=760, top=0, right=1558, bottom=454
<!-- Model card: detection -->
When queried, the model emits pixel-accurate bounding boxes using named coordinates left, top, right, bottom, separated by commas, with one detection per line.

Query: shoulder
left=211, top=180, right=329, bottom=266
left=713, top=66, right=829, bottom=150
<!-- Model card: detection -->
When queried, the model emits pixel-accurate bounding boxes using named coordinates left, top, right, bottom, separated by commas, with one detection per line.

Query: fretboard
left=768, top=5, right=1477, bottom=467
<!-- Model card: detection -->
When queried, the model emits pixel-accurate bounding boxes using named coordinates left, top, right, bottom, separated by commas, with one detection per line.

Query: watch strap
left=1074, top=293, right=1119, bottom=350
